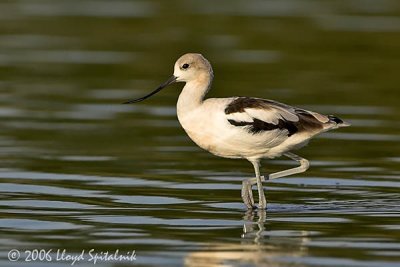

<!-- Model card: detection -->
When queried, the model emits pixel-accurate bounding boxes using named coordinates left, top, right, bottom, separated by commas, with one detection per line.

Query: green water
left=0, top=1, right=399, bottom=266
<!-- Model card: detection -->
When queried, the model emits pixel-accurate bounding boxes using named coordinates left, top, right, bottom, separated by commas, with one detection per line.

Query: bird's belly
left=182, top=121, right=276, bottom=159
left=182, top=121, right=315, bottom=160
left=184, top=128, right=243, bottom=158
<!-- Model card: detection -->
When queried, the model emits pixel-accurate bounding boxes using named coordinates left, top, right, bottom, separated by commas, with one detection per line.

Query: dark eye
left=182, top=63, right=189, bottom=69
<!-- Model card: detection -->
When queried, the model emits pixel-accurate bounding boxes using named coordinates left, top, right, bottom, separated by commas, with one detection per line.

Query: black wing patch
left=225, top=97, right=274, bottom=114
left=328, top=115, right=344, bottom=124
left=227, top=118, right=298, bottom=136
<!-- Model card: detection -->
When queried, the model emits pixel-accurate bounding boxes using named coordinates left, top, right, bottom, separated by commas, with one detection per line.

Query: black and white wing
left=224, top=97, right=344, bottom=137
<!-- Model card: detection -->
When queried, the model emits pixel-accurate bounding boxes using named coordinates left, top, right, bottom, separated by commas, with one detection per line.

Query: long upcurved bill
left=123, top=75, right=177, bottom=104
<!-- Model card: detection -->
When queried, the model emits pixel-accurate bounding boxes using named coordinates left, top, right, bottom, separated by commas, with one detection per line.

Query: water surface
left=0, top=1, right=399, bottom=266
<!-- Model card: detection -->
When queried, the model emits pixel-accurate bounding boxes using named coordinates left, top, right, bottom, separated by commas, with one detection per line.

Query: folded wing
left=225, top=97, right=328, bottom=137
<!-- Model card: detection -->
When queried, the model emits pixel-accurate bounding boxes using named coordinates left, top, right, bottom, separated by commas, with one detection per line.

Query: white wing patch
left=245, top=106, right=299, bottom=124
left=226, top=111, right=253, bottom=123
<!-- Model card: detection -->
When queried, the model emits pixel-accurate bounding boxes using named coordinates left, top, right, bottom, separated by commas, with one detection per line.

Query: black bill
left=123, top=75, right=177, bottom=104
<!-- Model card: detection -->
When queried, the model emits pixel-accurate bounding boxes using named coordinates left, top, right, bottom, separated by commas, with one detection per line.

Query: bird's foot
left=258, top=199, right=267, bottom=210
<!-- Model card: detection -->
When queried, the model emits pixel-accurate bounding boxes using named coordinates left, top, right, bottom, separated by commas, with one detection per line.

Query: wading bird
left=124, top=53, right=349, bottom=209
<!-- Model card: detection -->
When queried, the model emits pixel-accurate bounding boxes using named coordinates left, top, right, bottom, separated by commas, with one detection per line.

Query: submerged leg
left=268, top=152, right=310, bottom=180
left=241, top=179, right=255, bottom=209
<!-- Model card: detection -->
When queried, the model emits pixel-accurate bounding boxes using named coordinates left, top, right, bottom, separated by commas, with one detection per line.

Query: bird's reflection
left=184, top=209, right=310, bottom=267
left=242, top=209, right=267, bottom=243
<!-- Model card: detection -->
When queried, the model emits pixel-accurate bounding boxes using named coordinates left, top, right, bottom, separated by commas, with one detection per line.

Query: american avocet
left=124, top=53, right=350, bottom=210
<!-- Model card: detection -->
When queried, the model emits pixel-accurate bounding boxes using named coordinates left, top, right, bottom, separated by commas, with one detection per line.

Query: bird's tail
left=327, top=115, right=351, bottom=128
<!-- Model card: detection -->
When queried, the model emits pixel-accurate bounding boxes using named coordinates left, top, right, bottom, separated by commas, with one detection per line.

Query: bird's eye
left=182, top=63, right=190, bottom=69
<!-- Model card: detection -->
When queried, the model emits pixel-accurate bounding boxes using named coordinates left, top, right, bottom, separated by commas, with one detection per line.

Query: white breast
left=177, top=99, right=230, bottom=156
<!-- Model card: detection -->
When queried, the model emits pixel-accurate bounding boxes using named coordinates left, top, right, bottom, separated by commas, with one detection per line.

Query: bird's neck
left=177, top=73, right=213, bottom=115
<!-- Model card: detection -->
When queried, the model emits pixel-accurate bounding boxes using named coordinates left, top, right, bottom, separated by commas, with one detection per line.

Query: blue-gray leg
left=268, top=152, right=309, bottom=180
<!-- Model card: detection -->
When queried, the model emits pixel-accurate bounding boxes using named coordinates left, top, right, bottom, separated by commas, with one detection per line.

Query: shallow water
left=0, top=1, right=399, bottom=266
